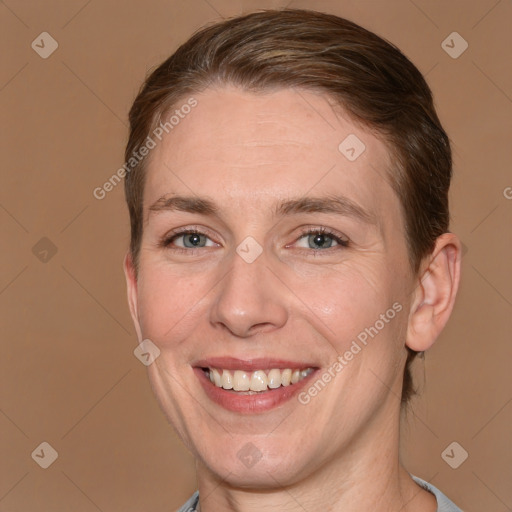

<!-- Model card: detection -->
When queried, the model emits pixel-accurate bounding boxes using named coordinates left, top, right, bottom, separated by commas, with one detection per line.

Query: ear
left=123, top=251, right=143, bottom=343
left=406, top=233, right=462, bottom=352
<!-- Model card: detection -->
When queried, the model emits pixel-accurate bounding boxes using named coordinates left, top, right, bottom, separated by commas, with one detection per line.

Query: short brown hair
left=124, top=8, right=452, bottom=405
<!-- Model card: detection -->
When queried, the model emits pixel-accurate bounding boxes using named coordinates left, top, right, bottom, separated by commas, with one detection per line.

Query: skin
left=124, top=86, right=461, bottom=512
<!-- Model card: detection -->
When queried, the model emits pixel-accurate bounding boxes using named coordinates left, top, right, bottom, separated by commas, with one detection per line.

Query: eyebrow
left=148, top=194, right=377, bottom=225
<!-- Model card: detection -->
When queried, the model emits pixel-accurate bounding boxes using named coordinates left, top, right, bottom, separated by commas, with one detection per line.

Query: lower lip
left=193, top=367, right=319, bottom=414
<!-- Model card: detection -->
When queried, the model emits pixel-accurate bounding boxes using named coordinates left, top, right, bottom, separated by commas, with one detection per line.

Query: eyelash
left=293, top=226, right=350, bottom=253
left=159, top=226, right=349, bottom=255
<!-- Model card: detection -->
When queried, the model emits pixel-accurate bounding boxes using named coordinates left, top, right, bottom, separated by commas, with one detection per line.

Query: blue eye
left=160, top=226, right=349, bottom=254
left=304, top=232, right=337, bottom=249
left=163, top=230, right=215, bottom=249
left=295, top=228, right=349, bottom=250
left=179, top=232, right=207, bottom=248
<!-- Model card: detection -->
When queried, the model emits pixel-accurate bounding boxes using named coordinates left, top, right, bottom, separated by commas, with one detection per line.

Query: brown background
left=1, top=0, right=511, bottom=511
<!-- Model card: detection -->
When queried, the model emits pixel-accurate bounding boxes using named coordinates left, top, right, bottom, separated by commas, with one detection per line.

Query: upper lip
left=193, top=357, right=319, bottom=372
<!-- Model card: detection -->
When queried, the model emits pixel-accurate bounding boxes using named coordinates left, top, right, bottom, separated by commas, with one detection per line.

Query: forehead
left=144, top=86, right=399, bottom=225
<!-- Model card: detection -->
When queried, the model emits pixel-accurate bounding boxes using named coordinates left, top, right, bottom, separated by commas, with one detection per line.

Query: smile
left=193, top=357, right=319, bottom=413
left=203, top=367, right=315, bottom=393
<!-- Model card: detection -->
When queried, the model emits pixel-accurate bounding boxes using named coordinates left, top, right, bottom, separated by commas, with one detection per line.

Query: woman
left=123, top=9, right=463, bottom=511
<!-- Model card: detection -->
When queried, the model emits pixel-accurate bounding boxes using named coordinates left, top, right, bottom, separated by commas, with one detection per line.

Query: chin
left=196, top=439, right=314, bottom=489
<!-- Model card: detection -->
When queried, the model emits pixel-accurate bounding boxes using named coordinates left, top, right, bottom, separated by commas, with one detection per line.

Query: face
left=125, top=86, right=418, bottom=487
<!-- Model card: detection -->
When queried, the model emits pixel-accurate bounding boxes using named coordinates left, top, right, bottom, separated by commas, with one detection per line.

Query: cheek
left=136, top=265, right=209, bottom=347
left=292, top=260, right=397, bottom=348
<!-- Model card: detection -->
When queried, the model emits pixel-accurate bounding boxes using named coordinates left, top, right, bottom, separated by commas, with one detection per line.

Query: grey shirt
left=176, top=475, right=463, bottom=511
left=411, top=475, right=463, bottom=511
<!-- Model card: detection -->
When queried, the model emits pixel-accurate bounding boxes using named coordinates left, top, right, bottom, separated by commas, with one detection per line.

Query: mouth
left=202, top=367, right=315, bottom=393
left=192, top=357, right=320, bottom=413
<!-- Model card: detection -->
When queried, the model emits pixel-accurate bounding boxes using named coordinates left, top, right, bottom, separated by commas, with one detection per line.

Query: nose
left=209, top=246, right=288, bottom=338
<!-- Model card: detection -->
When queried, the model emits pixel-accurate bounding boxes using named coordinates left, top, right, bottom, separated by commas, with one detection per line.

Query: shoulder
left=411, top=475, right=464, bottom=512
left=176, top=490, right=199, bottom=512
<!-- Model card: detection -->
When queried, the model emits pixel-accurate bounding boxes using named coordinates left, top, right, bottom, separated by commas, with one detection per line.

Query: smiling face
left=125, top=86, right=419, bottom=487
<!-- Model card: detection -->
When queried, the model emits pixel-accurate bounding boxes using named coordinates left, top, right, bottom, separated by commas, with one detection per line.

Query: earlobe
left=123, top=251, right=143, bottom=342
left=406, top=233, right=462, bottom=352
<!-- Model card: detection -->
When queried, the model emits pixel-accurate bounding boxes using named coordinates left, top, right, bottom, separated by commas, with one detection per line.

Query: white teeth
left=301, top=368, right=314, bottom=378
left=267, top=369, right=282, bottom=389
left=207, top=367, right=314, bottom=392
left=233, top=370, right=250, bottom=391
left=212, top=368, right=222, bottom=387
left=250, top=370, right=268, bottom=392
left=221, top=369, right=233, bottom=389
left=281, top=369, right=292, bottom=386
